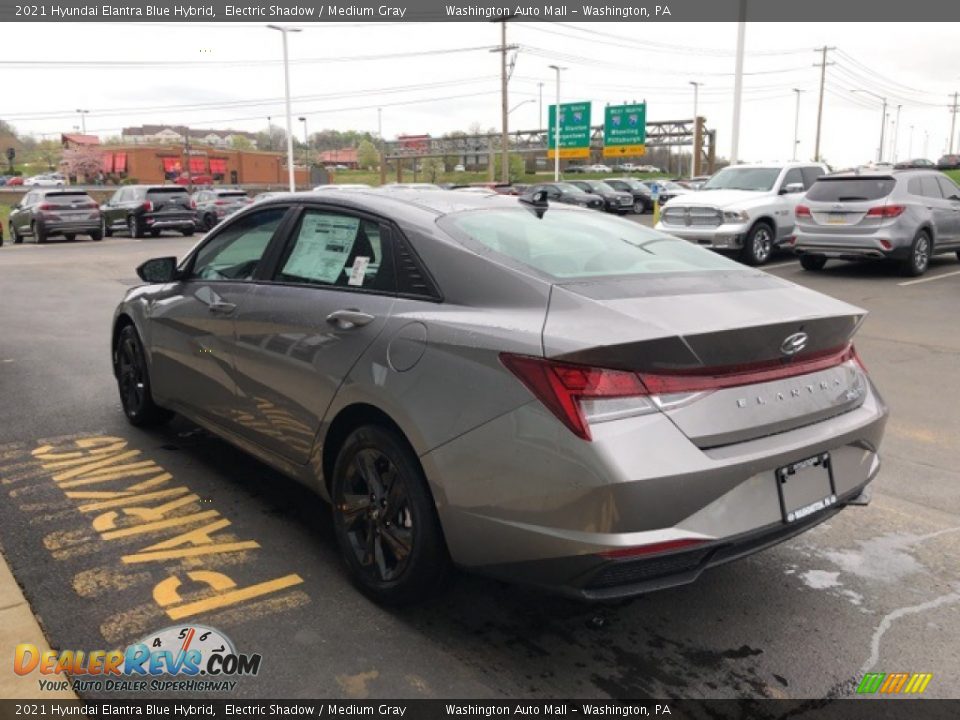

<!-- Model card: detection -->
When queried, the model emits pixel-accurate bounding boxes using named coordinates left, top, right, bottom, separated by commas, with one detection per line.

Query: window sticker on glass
left=283, top=214, right=361, bottom=284
left=348, top=256, right=370, bottom=286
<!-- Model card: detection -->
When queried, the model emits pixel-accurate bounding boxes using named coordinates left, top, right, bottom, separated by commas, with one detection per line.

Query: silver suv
left=793, top=169, right=960, bottom=276
left=655, top=162, right=827, bottom=265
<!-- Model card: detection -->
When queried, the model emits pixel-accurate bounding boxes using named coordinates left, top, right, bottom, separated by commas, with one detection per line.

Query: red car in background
left=6, top=177, right=23, bottom=186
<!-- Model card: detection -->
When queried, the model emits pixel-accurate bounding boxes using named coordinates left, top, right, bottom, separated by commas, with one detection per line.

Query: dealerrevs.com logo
left=15, top=624, right=261, bottom=693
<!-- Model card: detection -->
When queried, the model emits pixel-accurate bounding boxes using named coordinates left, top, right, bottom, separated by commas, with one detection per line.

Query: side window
left=190, top=207, right=288, bottom=281
left=781, top=168, right=803, bottom=192
left=936, top=176, right=960, bottom=200
left=108, top=189, right=122, bottom=204
left=23, top=192, right=36, bottom=206
left=920, top=176, right=943, bottom=199
left=801, top=167, right=824, bottom=189
left=545, top=186, right=562, bottom=199
left=275, top=210, right=391, bottom=292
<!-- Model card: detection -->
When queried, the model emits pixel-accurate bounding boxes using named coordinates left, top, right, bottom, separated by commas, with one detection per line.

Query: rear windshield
left=440, top=209, right=740, bottom=279
left=43, top=192, right=93, bottom=204
left=216, top=191, right=248, bottom=198
left=806, top=178, right=895, bottom=202
left=146, top=188, right=188, bottom=199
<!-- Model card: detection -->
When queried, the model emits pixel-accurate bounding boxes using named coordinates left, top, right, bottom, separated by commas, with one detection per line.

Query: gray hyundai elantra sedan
left=112, top=189, right=888, bottom=603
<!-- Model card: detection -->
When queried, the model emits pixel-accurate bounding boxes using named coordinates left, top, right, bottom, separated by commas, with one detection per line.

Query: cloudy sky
left=3, top=21, right=958, bottom=166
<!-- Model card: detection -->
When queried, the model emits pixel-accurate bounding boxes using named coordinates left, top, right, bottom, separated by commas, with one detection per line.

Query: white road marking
left=763, top=261, right=799, bottom=270
left=898, top=269, right=960, bottom=286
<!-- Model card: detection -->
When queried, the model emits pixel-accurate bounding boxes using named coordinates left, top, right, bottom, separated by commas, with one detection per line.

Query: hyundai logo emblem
left=780, top=332, right=808, bottom=356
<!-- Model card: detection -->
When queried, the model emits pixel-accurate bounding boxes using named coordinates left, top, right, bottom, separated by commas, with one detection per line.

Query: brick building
left=98, top=146, right=308, bottom=186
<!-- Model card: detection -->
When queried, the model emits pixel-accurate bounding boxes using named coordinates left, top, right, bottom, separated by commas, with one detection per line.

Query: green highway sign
left=603, top=103, right=647, bottom=157
left=548, top=102, right=592, bottom=159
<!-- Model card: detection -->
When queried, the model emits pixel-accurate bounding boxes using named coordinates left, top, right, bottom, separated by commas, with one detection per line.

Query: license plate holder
left=776, top=453, right=837, bottom=523
left=827, top=213, right=847, bottom=225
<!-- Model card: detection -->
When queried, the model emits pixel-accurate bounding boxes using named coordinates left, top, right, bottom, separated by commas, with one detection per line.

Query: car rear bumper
left=795, top=228, right=914, bottom=259
left=37, top=220, right=100, bottom=234
left=422, top=377, right=887, bottom=599
left=145, top=215, right=195, bottom=229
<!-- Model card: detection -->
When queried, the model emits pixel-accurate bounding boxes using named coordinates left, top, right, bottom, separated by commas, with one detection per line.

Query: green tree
left=28, top=140, right=62, bottom=171
left=229, top=135, right=254, bottom=151
left=357, top=139, right=379, bottom=170
left=418, top=157, right=445, bottom=183
left=494, top=153, right=527, bottom=183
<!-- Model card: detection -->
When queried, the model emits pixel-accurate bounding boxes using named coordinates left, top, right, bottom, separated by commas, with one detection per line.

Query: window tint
left=807, top=178, right=895, bottom=202
left=701, top=167, right=780, bottom=192
left=43, top=192, right=94, bottom=205
left=276, top=210, right=391, bottom=291
left=920, top=176, right=942, bottom=198
left=936, top=176, right=960, bottom=199
left=191, top=207, right=287, bottom=281
left=440, top=209, right=740, bottom=279
left=801, top=166, right=825, bottom=189
left=781, top=168, right=803, bottom=191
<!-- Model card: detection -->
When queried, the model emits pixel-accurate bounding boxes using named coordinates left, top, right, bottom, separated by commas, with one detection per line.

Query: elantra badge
left=780, top=332, right=808, bottom=356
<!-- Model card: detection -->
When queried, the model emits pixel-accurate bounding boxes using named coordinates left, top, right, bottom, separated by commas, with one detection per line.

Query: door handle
left=208, top=301, right=237, bottom=314
left=326, top=309, right=375, bottom=329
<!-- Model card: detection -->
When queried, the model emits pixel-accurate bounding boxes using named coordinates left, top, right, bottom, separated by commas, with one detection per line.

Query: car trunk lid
left=542, top=272, right=868, bottom=447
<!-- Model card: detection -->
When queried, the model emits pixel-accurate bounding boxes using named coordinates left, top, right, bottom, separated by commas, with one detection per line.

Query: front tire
left=181, top=227, right=194, bottom=237
left=901, top=231, right=931, bottom=277
left=203, top=214, right=217, bottom=231
left=331, top=425, right=449, bottom=605
left=740, top=221, right=774, bottom=266
left=101, top=216, right=113, bottom=237
left=114, top=324, right=173, bottom=427
left=90, top=230, right=102, bottom=242
left=10, top=223, right=23, bottom=244
left=800, top=255, right=828, bottom=271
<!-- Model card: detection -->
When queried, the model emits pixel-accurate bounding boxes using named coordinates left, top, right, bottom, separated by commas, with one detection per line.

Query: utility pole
left=299, top=116, right=308, bottom=171
left=267, top=116, right=272, bottom=151
left=890, top=104, right=902, bottom=162
left=730, top=1, right=746, bottom=164
left=792, top=88, right=804, bottom=161
left=76, top=109, right=89, bottom=134
left=549, top=64, right=564, bottom=182
left=813, top=46, right=835, bottom=162
left=908, top=125, right=914, bottom=158
left=689, top=81, right=701, bottom=178
left=949, top=92, right=958, bottom=155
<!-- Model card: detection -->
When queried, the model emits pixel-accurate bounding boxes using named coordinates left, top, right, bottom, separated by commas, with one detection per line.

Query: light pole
left=791, top=89, right=804, bottom=161
left=509, top=99, right=535, bottom=116
left=76, top=109, right=89, bottom=134
left=298, top=116, right=309, bottom=171
left=549, top=65, right=565, bottom=182
left=730, top=1, right=746, bottom=163
left=267, top=24, right=301, bottom=192
left=891, top=104, right=901, bottom=162
left=851, top=89, right=887, bottom=162
left=266, top=116, right=273, bottom=151
left=924, top=129, right=929, bottom=158
left=538, top=82, right=544, bottom=129
left=908, top=125, right=914, bottom=159
left=689, top=81, right=702, bottom=178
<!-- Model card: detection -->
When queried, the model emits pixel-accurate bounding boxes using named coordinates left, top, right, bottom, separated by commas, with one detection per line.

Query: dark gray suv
left=8, top=189, right=102, bottom=243
left=793, top=169, right=960, bottom=276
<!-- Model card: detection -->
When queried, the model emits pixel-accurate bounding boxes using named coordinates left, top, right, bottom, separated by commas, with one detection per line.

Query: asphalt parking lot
left=0, top=222, right=958, bottom=700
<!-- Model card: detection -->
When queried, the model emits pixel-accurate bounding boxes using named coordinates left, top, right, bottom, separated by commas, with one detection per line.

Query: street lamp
left=267, top=24, right=302, bottom=192
left=298, top=116, right=309, bottom=170
left=548, top=64, right=565, bottom=182
left=509, top=99, right=535, bottom=115
left=851, top=89, right=887, bottom=162
left=76, top=109, right=89, bottom=134
left=791, top=89, right=804, bottom=161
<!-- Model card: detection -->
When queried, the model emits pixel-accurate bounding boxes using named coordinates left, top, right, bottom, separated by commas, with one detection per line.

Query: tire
left=181, top=228, right=194, bottom=237
left=955, top=250, right=960, bottom=262
left=114, top=324, right=173, bottom=427
left=901, top=230, right=932, bottom=277
left=331, top=424, right=449, bottom=605
left=150, top=229, right=161, bottom=238
left=128, top=215, right=144, bottom=239
left=203, top=214, right=217, bottom=232
left=740, top=222, right=775, bottom=266
left=90, top=231, right=102, bottom=242
left=633, top=199, right=646, bottom=214
left=64, top=234, right=76, bottom=242
left=101, top=216, right=113, bottom=238
left=33, top=222, right=47, bottom=244
left=800, top=255, right=828, bottom=271
left=11, top=223, right=22, bottom=244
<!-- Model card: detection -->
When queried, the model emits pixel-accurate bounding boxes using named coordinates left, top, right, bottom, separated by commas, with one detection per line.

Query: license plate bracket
left=827, top=213, right=847, bottom=225
left=776, top=453, right=837, bottom=523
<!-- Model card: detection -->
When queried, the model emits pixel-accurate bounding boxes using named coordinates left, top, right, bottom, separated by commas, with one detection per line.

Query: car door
left=935, top=175, right=960, bottom=245
left=229, top=206, right=398, bottom=463
left=146, top=205, right=293, bottom=427
left=12, top=191, right=36, bottom=232
left=919, top=175, right=955, bottom=245
left=776, top=167, right=806, bottom=238
left=105, top=188, right=129, bottom=229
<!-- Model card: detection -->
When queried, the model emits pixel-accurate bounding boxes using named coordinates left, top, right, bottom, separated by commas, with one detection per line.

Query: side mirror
left=782, top=182, right=805, bottom=194
left=136, top=257, right=179, bottom=284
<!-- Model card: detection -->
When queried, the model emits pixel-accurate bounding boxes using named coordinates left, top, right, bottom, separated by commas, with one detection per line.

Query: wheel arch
left=111, top=313, right=136, bottom=377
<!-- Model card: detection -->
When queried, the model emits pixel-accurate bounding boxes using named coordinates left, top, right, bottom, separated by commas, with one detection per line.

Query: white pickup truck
left=654, top=162, right=827, bottom=265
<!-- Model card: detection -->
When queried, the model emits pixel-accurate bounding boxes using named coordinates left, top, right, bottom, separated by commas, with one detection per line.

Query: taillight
left=795, top=204, right=811, bottom=218
left=499, top=354, right=655, bottom=441
left=38, top=203, right=55, bottom=210
left=214, top=200, right=232, bottom=206
left=850, top=344, right=868, bottom=372
left=142, top=201, right=154, bottom=212
left=866, top=204, right=905, bottom=218
left=599, top=537, right=708, bottom=560
left=190, top=200, right=197, bottom=209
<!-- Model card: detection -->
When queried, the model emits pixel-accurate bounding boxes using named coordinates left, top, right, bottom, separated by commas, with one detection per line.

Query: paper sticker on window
left=282, top=214, right=360, bottom=284
left=348, top=256, right=370, bottom=286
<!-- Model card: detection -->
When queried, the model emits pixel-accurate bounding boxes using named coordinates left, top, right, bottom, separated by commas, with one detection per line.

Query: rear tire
left=800, top=255, right=828, bottom=271
left=901, top=231, right=931, bottom=277
left=181, top=228, right=194, bottom=237
left=64, top=234, right=76, bottom=242
left=90, top=231, right=102, bottom=242
left=331, top=424, right=449, bottom=605
left=101, top=216, right=113, bottom=238
left=33, top=223, right=47, bottom=244
left=203, top=214, right=216, bottom=231
left=740, top=221, right=774, bottom=266
left=128, top=216, right=144, bottom=239
left=150, top=229, right=161, bottom=238
left=114, top=324, right=173, bottom=427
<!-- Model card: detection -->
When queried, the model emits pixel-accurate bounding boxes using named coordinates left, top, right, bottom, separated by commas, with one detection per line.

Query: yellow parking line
left=898, top=269, right=960, bottom=286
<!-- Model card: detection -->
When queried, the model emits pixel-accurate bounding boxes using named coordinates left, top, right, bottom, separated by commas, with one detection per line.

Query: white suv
left=654, top=162, right=827, bottom=265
